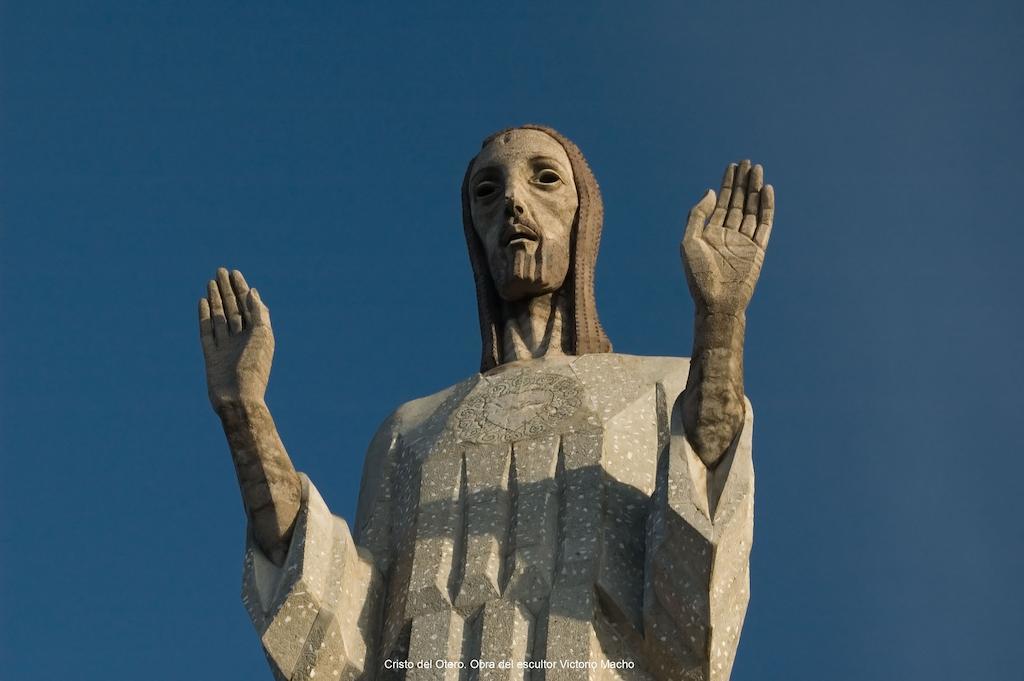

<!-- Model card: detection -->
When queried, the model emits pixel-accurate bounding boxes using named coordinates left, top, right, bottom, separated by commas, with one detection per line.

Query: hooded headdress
left=461, top=125, right=612, bottom=372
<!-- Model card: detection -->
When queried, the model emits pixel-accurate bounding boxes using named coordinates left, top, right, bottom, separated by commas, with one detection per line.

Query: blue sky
left=2, top=1, right=1022, bottom=679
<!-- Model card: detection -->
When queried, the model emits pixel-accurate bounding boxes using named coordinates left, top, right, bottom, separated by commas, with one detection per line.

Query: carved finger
left=741, top=164, right=763, bottom=237
left=248, top=288, right=271, bottom=329
left=217, top=267, right=243, bottom=334
left=746, top=164, right=763, bottom=208
left=207, top=280, right=228, bottom=342
left=198, top=298, right=215, bottom=353
left=754, top=184, right=775, bottom=248
left=684, top=189, right=717, bottom=243
left=726, top=160, right=750, bottom=229
left=230, top=269, right=252, bottom=327
left=711, top=163, right=736, bottom=226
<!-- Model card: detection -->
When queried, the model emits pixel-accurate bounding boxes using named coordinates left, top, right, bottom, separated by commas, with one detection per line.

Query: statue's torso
left=358, top=353, right=692, bottom=679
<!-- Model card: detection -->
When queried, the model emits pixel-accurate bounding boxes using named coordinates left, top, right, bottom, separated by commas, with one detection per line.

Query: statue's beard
left=491, top=240, right=569, bottom=302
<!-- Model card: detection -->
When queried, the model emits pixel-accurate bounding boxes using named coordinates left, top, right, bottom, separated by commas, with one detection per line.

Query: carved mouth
left=503, top=222, right=539, bottom=247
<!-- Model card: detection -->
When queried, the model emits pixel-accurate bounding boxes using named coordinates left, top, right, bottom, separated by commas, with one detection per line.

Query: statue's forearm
left=682, top=311, right=746, bottom=468
left=217, top=399, right=301, bottom=565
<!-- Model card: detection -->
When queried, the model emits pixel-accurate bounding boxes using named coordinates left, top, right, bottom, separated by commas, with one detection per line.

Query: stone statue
left=198, top=125, right=774, bottom=681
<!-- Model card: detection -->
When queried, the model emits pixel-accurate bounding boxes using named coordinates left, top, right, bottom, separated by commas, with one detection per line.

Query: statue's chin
left=494, top=275, right=563, bottom=302
left=489, top=247, right=569, bottom=302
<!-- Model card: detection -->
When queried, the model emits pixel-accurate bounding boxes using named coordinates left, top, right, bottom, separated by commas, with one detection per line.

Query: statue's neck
left=499, top=290, right=571, bottom=364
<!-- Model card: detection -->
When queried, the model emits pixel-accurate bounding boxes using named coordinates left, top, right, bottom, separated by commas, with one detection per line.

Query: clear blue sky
left=2, top=1, right=1022, bottom=679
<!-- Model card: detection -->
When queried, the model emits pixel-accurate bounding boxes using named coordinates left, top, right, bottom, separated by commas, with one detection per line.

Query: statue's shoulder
left=571, top=352, right=690, bottom=385
left=356, top=374, right=478, bottom=533
left=386, top=372, right=480, bottom=438
left=373, top=354, right=693, bottom=445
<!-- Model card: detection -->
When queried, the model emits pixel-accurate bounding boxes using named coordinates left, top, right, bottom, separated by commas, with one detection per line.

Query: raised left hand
left=681, top=160, right=774, bottom=316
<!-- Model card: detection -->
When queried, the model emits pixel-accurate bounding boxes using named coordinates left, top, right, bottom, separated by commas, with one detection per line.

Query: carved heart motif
left=484, top=388, right=553, bottom=432
left=453, top=371, right=583, bottom=443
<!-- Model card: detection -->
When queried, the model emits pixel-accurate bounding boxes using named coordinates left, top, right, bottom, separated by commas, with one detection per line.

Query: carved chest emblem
left=453, top=371, right=584, bottom=443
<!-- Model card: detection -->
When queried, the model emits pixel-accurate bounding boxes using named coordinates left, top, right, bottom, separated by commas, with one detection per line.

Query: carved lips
left=502, top=220, right=539, bottom=248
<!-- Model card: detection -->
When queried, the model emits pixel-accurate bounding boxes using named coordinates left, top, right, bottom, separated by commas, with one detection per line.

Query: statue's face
left=469, top=129, right=579, bottom=302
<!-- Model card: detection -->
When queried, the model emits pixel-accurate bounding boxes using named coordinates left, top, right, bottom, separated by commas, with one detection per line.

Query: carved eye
left=474, top=181, right=499, bottom=199
left=534, top=169, right=562, bottom=186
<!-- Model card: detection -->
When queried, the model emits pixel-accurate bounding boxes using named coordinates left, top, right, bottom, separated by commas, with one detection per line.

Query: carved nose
left=504, top=194, right=525, bottom=218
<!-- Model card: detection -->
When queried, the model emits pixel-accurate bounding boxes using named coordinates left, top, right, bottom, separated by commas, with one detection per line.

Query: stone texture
left=242, top=475, right=381, bottom=681
left=479, top=601, right=533, bottom=681
left=206, top=127, right=772, bottom=681
left=405, top=445, right=463, bottom=618
left=505, top=434, right=560, bottom=609
left=455, top=443, right=512, bottom=610
left=641, top=392, right=755, bottom=681
left=242, top=354, right=754, bottom=680
left=407, top=609, right=466, bottom=681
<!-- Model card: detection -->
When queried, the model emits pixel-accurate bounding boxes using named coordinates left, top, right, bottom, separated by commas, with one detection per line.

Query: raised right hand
left=681, top=160, right=774, bottom=317
left=198, top=268, right=274, bottom=411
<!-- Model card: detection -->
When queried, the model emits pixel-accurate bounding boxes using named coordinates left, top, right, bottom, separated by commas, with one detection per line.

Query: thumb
left=248, top=288, right=272, bottom=329
left=684, top=189, right=716, bottom=242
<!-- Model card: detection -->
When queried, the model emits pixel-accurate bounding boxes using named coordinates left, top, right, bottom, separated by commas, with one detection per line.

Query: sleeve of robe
left=643, top=395, right=755, bottom=681
left=241, top=473, right=383, bottom=681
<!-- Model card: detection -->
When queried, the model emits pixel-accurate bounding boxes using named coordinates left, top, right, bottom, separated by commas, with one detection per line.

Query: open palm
left=682, top=160, right=774, bottom=315
left=198, top=268, right=274, bottom=409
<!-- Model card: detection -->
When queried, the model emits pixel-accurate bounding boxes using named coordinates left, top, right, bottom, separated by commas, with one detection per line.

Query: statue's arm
left=238, top=414, right=396, bottom=681
left=680, top=161, right=774, bottom=468
left=240, top=472, right=383, bottom=681
left=198, top=268, right=301, bottom=566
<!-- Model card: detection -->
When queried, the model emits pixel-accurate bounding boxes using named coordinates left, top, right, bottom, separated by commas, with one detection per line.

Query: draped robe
left=241, top=353, right=754, bottom=681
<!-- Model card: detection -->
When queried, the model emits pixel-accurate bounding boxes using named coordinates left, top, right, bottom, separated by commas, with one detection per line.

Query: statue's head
left=467, top=128, right=578, bottom=301
left=461, top=125, right=612, bottom=371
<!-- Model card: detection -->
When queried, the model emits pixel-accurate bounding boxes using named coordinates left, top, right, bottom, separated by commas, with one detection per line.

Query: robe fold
left=242, top=353, right=754, bottom=681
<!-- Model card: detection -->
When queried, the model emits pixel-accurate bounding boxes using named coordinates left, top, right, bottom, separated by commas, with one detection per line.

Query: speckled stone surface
left=243, top=354, right=754, bottom=681
left=243, top=475, right=382, bottom=681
